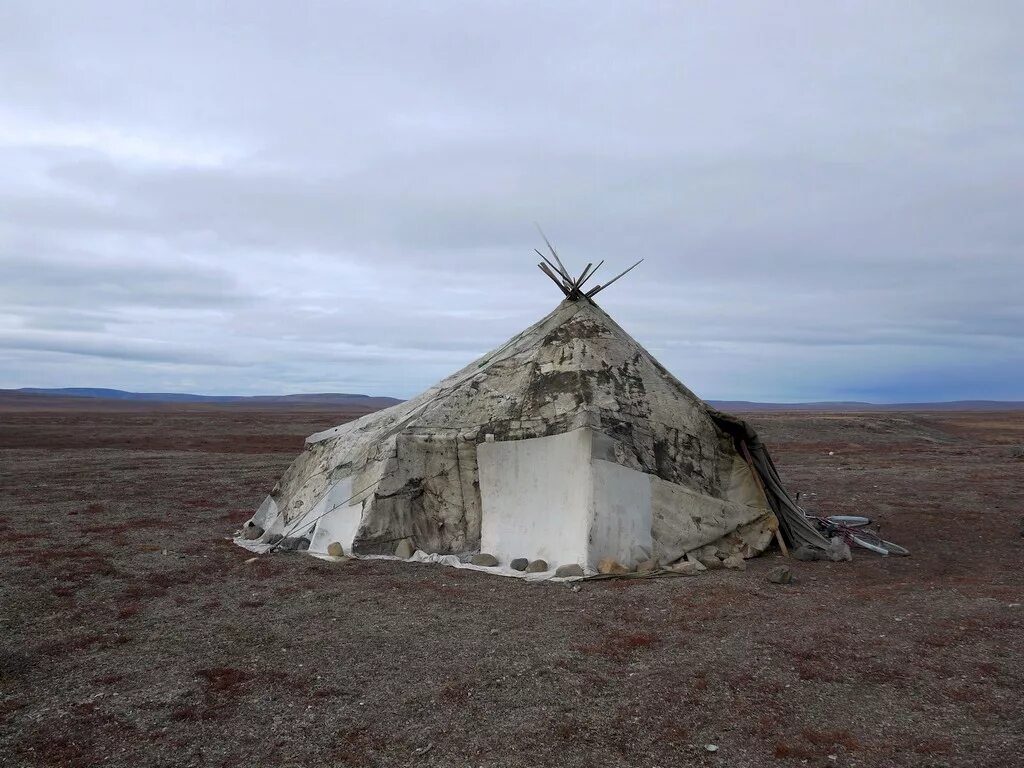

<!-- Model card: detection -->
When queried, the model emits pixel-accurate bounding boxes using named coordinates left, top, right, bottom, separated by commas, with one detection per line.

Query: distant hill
left=709, top=400, right=1024, bottom=412
left=4, top=388, right=1022, bottom=412
left=9, top=388, right=403, bottom=409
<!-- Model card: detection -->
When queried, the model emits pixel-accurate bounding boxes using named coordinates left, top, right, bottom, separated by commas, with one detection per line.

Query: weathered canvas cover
left=242, top=298, right=827, bottom=568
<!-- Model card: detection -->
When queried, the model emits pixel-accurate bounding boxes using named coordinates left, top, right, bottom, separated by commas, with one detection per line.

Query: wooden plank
left=535, top=225, right=573, bottom=282
left=538, top=263, right=570, bottom=296
left=576, top=260, right=603, bottom=291
left=585, top=258, right=643, bottom=298
left=573, top=262, right=593, bottom=291
left=535, top=249, right=571, bottom=290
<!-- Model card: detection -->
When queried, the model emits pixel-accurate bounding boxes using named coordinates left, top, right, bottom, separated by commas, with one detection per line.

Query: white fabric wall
left=589, top=459, right=653, bottom=567
left=251, top=495, right=281, bottom=534
left=305, top=477, right=365, bottom=555
left=478, top=429, right=594, bottom=569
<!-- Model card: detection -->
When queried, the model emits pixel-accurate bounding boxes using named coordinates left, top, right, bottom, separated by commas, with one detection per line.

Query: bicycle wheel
left=850, top=534, right=890, bottom=556
left=827, top=515, right=871, bottom=528
left=878, top=539, right=910, bottom=556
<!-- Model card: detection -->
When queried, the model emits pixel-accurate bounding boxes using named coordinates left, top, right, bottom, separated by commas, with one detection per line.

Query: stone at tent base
left=471, top=553, right=499, bottom=567
left=241, top=524, right=264, bottom=541
left=767, top=565, right=793, bottom=584
left=266, top=533, right=284, bottom=545
left=510, top=558, right=529, bottom=571
left=699, top=555, right=724, bottom=570
left=395, top=539, right=415, bottom=559
left=326, top=542, right=344, bottom=557
left=827, top=536, right=852, bottom=562
left=525, top=559, right=548, bottom=573
left=630, top=544, right=652, bottom=564
left=636, top=558, right=659, bottom=574
left=555, top=563, right=584, bottom=578
left=685, top=554, right=708, bottom=572
left=597, top=558, right=630, bottom=575
left=671, top=561, right=701, bottom=576
left=722, top=554, right=746, bottom=571
left=277, top=536, right=309, bottom=552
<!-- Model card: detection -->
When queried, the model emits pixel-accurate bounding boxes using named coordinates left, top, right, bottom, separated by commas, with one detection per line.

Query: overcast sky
left=1, top=2, right=1021, bottom=402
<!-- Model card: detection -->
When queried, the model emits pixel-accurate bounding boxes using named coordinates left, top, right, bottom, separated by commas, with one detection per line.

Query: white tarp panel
left=590, top=458, right=653, bottom=567
left=251, top=495, right=284, bottom=536
left=478, top=429, right=594, bottom=570
left=649, top=474, right=769, bottom=563
left=306, top=477, right=364, bottom=555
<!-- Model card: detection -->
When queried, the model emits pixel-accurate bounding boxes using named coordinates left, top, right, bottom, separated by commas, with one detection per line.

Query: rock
left=276, top=536, right=305, bottom=551
left=525, top=559, right=549, bottom=573
left=826, top=536, right=852, bottom=562
left=636, top=558, right=659, bottom=573
left=241, top=524, right=264, bottom=541
left=685, top=554, right=707, bottom=572
left=722, top=554, right=746, bottom=571
left=296, top=538, right=310, bottom=551
left=699, top=555, right=724, bottom=570
left=510, top=558, right=529, bottom=571
left=767, top=565, right=793, bottom=584
left=597, top=558, right=629, bottom=575
left=266, top=533, right=284, bottom=545
left=555, top=563, right=584, bottom=578
left=671, top=560, right=700, bottom=576
left=326, top=541, right=344, bottom=557
left=629, top=544, right=652, bottom=564
left=792, top=545, right=825, bottom=562
left=470, top=553, right=499, bottom=567
left=394, top=539, right=415, bottom=559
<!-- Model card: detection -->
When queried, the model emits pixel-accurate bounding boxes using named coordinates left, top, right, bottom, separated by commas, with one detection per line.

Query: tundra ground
left=1, top=402, right=1022, bottom=767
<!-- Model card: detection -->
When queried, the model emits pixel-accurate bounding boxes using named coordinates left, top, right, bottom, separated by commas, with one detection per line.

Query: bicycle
left=806, top=512, right=910, bottom=557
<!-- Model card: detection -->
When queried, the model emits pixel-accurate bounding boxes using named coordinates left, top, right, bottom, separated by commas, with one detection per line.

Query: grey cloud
left=0, top=2, right=1021, bottom=399
left=0, top=252, right=247, bottom=311
left=0, top=330, right=249, bottom=366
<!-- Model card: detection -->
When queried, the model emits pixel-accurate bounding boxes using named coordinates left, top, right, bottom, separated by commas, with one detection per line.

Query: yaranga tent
left=237, top=257, right=828, bottom=578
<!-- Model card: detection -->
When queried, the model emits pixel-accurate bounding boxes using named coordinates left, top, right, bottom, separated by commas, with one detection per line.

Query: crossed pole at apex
left=534, top=226, right=642, bottom=301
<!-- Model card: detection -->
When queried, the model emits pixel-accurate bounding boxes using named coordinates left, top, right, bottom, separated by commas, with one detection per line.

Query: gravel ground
left=1, top=403, right=1022, bottom=767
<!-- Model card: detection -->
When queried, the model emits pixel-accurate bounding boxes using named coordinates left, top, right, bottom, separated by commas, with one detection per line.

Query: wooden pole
left=535, top=225, right=573, bottom=282
left=585, top=259, right=643, bottom=298
left=574, top=262, right=593, bottom=291
left=535, top=250, right=572, bottom=290
left=538, top=263, right=570, bottom=296
left=576, top=260, right=603, bottom=291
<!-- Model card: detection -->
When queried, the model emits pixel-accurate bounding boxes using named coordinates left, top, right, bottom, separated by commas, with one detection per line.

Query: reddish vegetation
left=0, top=404, right=1022, bottom=767
left=196, top=667, right=250, bottom=694
left=577, top=630, right=659, bottom=661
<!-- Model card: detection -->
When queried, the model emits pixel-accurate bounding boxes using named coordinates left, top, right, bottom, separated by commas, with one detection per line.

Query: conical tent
left=239, top=295, right=827, bottom=575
